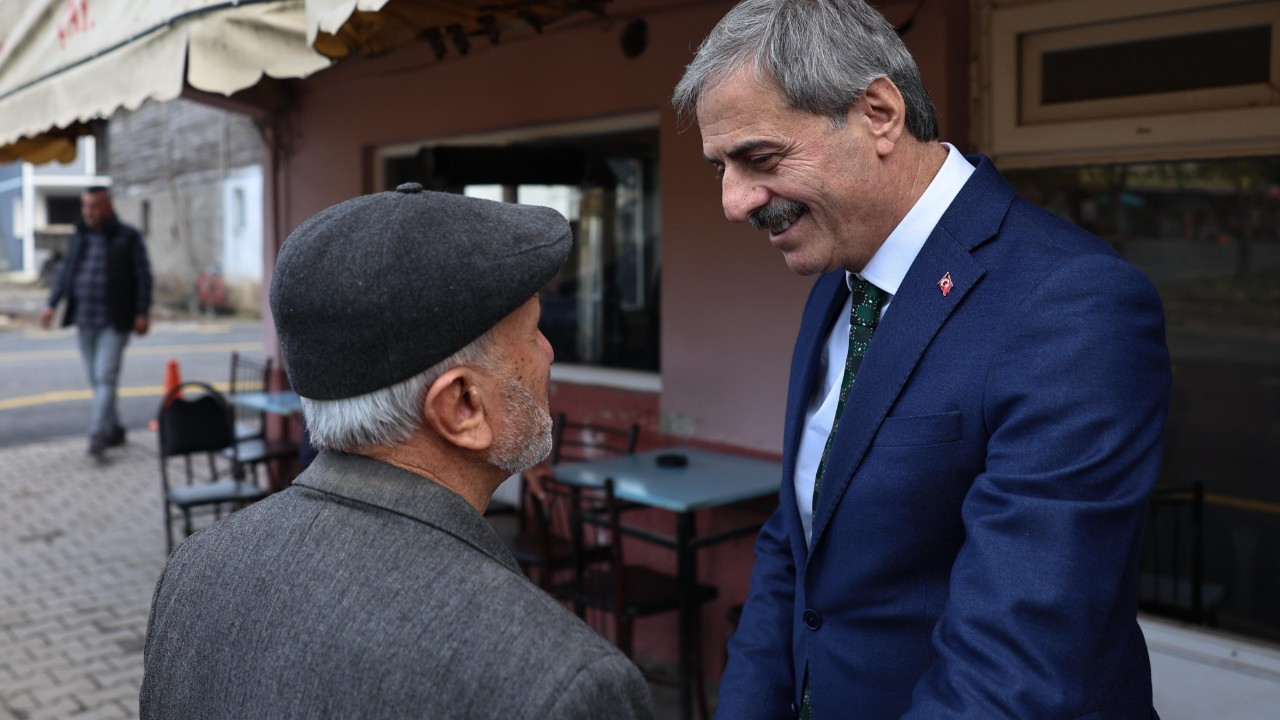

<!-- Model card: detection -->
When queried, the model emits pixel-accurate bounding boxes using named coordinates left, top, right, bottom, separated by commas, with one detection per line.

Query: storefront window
left=382, top=126, right=660, bottom=372
left=1005, top=157, right=1280, bottom=641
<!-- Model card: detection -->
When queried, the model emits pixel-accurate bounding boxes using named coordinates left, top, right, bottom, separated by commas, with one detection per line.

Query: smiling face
left=698, top=69, right=899, bottom=275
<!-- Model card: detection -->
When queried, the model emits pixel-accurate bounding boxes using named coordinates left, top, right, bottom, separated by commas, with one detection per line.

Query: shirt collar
left=847, top=142, right=974, bottom=293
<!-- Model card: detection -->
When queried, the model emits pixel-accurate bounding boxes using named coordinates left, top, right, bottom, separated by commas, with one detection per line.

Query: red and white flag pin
left=938, top=272, right=954, bottom=297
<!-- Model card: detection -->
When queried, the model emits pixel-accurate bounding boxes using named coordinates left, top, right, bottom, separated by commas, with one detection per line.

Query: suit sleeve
left=545, top=654, right=655, bottom=720
left=715, top=501, right=799, bottom=720
left=903, top=253, right=1170, bottom=717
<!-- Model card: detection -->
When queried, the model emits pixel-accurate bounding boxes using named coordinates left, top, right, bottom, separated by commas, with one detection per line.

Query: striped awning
left=0, top=0, right=609, bottom=164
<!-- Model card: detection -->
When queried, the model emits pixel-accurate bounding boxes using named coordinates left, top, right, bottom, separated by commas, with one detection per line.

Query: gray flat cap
left=270, top=183, right=571, bottom=400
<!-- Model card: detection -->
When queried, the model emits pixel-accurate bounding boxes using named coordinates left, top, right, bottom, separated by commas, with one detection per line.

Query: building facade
left=106, top=97, right=265, bottom=313
left=0, top=135, right=107, bottom=279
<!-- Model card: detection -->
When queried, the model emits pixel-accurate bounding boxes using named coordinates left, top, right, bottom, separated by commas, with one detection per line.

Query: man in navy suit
left=673, top=1, right=1169, bottom=718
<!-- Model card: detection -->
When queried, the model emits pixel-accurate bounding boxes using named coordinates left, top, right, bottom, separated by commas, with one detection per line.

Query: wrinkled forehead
left=696, top=69, right=794, bottom=139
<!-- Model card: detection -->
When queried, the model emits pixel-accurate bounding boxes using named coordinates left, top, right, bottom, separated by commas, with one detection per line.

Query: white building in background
left=0, top=135, right=108, bottom=279
left=105, top=97, right=266, bottom=313
left=221, top=165, right=264, bottom=289
left=1, top=102, right=265, bottom=316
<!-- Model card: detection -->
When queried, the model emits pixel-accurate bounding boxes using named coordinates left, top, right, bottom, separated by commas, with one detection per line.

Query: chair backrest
left=228, top=351, right=272, bottom=435
left=537, top=477, right=626, bottom=605
left=551, top=412, right=640, bottom=465
left=158, top=382, right=234, bottom=457
left=1139, top=481, right=1207, bottom=623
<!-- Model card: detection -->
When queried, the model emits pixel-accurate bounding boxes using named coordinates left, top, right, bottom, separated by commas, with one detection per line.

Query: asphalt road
left=0, top=318, right=265, bottom=448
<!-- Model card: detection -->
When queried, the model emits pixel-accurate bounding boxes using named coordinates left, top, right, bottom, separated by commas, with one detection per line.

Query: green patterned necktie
left=811, top=276, right=886, bottom=512
left=800, top=276, right=885, bottom=720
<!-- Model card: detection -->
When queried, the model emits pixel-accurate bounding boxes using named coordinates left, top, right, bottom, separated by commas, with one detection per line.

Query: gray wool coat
left=140, top=451, right=654, bottom=719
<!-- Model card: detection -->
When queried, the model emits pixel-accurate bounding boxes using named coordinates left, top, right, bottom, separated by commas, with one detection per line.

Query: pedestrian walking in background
left=40, top=186, right=152, bottom=459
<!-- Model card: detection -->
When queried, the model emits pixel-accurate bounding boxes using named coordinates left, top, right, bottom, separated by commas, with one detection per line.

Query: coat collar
left=294, top=451, right=522, bottom=574
left=75, top=215, right=123, bottom=236
left=806, top=155, right=1014, bottom=554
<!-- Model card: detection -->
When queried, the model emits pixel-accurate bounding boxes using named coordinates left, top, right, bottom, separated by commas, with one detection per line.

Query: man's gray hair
left=301, top=328, right=501, bottom=452
left=672, top=0, right=938, bottom=140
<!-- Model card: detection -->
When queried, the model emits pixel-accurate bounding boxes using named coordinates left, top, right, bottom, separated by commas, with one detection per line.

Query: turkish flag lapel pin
left=938, top=272, right=954, bottom=297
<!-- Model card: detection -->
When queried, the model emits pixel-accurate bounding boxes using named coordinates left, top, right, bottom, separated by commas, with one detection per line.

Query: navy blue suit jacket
left=717, top=156, right=1169, bottom=719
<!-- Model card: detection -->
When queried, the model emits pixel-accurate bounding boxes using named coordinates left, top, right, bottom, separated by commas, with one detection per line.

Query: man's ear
left=422, top=367, right=494, bottom=452
left=852, top=76, right=906, bottom=157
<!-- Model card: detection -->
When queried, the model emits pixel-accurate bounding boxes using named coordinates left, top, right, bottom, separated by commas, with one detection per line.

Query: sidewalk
left=0, top=434, right=162, bottom=720
left=0, top=433, right=690, bottom=719
left=0, top=275, right=49, bottom=330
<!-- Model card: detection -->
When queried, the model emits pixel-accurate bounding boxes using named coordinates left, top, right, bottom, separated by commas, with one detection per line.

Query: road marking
left=0, top=342, right=260, bottom=363
left=0, top=382, right=231, bottom=411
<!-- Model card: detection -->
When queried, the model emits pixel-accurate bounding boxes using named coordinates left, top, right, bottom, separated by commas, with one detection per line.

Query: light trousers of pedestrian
left=77, top=325, right=130, bottom=438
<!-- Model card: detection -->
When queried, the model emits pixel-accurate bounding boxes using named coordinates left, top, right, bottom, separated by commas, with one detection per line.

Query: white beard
left=487, top=371, right=554, bottom=475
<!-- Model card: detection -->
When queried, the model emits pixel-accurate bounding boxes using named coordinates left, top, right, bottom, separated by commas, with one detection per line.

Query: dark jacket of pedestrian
left=47, top=215, right=151, bottom=332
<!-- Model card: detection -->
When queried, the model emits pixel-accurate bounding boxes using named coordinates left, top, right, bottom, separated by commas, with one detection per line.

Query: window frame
left=371, top=112, right=663, bottom=392
left=980, top=0, right=1280, bottom=168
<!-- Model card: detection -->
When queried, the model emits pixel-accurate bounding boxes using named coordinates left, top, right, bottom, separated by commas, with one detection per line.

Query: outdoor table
left=225, top=390, right=303, bottom=490
left=550, top=446, right=781, bottom=720
left=225, top=390, right=303, bottom=417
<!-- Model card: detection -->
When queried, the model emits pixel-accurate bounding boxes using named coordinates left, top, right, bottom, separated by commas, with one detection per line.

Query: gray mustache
left=749, top=200, right=807, bottom=230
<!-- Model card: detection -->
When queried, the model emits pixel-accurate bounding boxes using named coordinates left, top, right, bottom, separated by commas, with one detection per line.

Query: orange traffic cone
left=149, top=359, right=183, bottom=430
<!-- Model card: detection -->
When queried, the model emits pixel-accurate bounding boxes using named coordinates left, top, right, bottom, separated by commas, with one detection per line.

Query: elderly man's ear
left=423, top=368, right=495, bottom=452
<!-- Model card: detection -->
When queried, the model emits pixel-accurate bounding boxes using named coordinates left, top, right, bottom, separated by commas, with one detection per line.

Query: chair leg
left=164, top=507, right=174, bottom=555
left=693, top=612, right=709, bottom=720
left=182, top=507, right=193, bottom=539
left=619, top=614, right=634, bottom=657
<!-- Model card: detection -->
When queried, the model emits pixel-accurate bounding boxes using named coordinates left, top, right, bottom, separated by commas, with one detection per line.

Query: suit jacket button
left=802, top=608, right=821, bottom=630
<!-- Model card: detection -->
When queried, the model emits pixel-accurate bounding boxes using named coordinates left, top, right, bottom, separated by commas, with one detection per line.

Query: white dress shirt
left=794, top=143, right=975, bottom=547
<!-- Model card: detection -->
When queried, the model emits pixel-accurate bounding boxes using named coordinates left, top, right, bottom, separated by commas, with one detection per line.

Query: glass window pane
left=383, top=127, right=660, bottom=372
left=1040, top=25, right=1272, bottom=104
left=1006, top=157, right=1280, bottom=642
left=463, top=184, right=505, bottom=202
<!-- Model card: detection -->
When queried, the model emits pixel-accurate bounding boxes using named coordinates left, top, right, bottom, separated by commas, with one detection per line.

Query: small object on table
left=656, top=453, right=688, bottom=468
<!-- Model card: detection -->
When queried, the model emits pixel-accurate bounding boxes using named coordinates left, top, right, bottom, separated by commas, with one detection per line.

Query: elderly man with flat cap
left=139, top=183, right=654, bottom=719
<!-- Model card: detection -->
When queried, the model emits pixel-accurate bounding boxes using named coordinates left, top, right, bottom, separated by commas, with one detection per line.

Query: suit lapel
left=807, top=156, right=1013, bottom=554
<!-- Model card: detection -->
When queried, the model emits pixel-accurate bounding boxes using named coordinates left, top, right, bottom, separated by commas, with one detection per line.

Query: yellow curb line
left=0, top=381, right=230, bottom=411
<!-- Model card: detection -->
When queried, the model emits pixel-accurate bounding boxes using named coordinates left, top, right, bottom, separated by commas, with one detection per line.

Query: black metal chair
left=158, top=381, right=268, bottom=553
left=551, top=412, right=641, bottom=464
left=224, top=352, right=299, bottom=482
left=486, top=413, right=640, bottom=589
left=1139, top=481, right=1225, bottom=625
left=542, top=476, right=718, bottom=719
